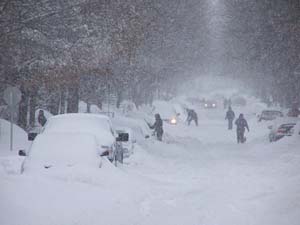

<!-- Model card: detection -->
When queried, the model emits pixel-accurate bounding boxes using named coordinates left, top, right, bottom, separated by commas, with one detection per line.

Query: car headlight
left=212, top=103, right=216, bottom=107
left=204, top=103, right=208, bottom=107
left=170, top=118, right=177, bottom=124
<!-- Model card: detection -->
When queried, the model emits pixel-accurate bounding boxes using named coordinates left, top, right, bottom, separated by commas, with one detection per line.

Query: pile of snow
left=0, top=119, right=30, bottom=175
left=0, top=156, right=26, bottom=174
left=0, top=119, right=30, bottom=156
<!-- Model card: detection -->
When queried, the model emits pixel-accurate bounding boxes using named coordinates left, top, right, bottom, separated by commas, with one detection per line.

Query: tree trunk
left=87, top=101, right=91, bottom=113
left=29, top=89, right=37, bottom=127
left=18, top=85, right=29, bottom=130
left=60, top=86, right=66, bottom=114
left=67, top=84, right=79, bottom=113
left=116, top=91, right=122, bottom=108
left=97, top=99, right=102, bottom=110
left=48, top=92, right=60, bottom=115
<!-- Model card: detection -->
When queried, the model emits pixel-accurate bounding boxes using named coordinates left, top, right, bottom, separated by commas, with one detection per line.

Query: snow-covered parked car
left=258, top=110, right=283, bottom=122
left=268, top=117, right=300, bottom=142
left=23, top=113, right=128, bottom=170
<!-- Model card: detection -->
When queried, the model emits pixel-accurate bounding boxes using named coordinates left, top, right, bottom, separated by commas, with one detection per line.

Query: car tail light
left=277, top=128, right=286, bottom=134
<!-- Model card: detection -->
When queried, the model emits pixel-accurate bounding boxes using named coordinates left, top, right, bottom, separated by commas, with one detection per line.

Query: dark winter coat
left=150, top=117, right=164, bottom=135
left=235, top=117, right=249, bottom=132
left=187, top=110, right=198, bottom=121
left=38, top=113, right=47, bottom=127
left=225, top=109, right=235, bottom=120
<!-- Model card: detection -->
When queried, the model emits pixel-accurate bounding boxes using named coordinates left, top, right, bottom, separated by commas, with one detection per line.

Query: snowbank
left=0, top=119, right=30, bottom=156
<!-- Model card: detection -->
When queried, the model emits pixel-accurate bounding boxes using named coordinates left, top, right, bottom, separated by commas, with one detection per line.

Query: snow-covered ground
left=1, top=97, right=300, bottom=225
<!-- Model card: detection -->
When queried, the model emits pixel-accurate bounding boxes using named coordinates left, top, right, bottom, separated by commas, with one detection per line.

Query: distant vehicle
left=203, top=100, right=217, bottom=109
left=152, top=100, right=179, bottom=125
left=163, top=116, right=178, bottom=125
left=258, top=110, right=283, bottom=122
left=268, top=117, right=299, bottom=142
left=22, top=113, right=128, bottom=170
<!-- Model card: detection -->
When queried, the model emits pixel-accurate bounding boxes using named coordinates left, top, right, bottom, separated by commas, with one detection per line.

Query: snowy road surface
left=1, top=109, right=300, bottom=225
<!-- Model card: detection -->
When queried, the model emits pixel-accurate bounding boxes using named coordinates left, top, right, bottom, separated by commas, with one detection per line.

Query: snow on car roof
left=45, top=113, right=112, bottom=133
left=262, top=110, right=282, bottom=113
left=49, top=113, right=110, bottom=120
left=43, top=113, right=115, bottom=145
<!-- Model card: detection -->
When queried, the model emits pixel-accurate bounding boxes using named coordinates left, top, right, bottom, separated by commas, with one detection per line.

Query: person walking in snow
left=186, top=109, right=198, bottom=126
left=149, top=113, right=164, bottom=141
left=225, top=106, right=235, bottom=130
left=235, top=113, right=249, bottom=144
left=38, top=110, right=47, bottom=127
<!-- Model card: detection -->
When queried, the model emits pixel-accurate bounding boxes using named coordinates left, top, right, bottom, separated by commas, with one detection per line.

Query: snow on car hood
left=23, top=133, right=100, bottom=172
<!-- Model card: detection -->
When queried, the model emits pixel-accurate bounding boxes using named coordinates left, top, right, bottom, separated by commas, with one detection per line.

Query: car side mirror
left=18, top=150, right=27, bottom=156
left=145, top=135, right=150, bottom=139
left=116, top=133, right=129, bottom=142
left=28, top=132, right=38, bottom=141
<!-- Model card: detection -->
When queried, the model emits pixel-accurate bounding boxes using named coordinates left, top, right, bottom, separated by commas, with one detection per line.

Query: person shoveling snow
left=146, top=114, right=164, bottom=141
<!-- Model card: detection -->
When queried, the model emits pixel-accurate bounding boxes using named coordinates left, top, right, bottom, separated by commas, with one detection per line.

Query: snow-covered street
left=1, top=1, right=300, bottom=224
left=1, top=104, right=300, bottom=225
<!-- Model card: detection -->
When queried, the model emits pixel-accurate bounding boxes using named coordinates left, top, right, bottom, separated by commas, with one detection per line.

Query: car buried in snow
left=258, top=110, right=284, bottom=122
left=20, top=113, right=129, bottom=172
left=268, top=117, right=300, bottom=142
